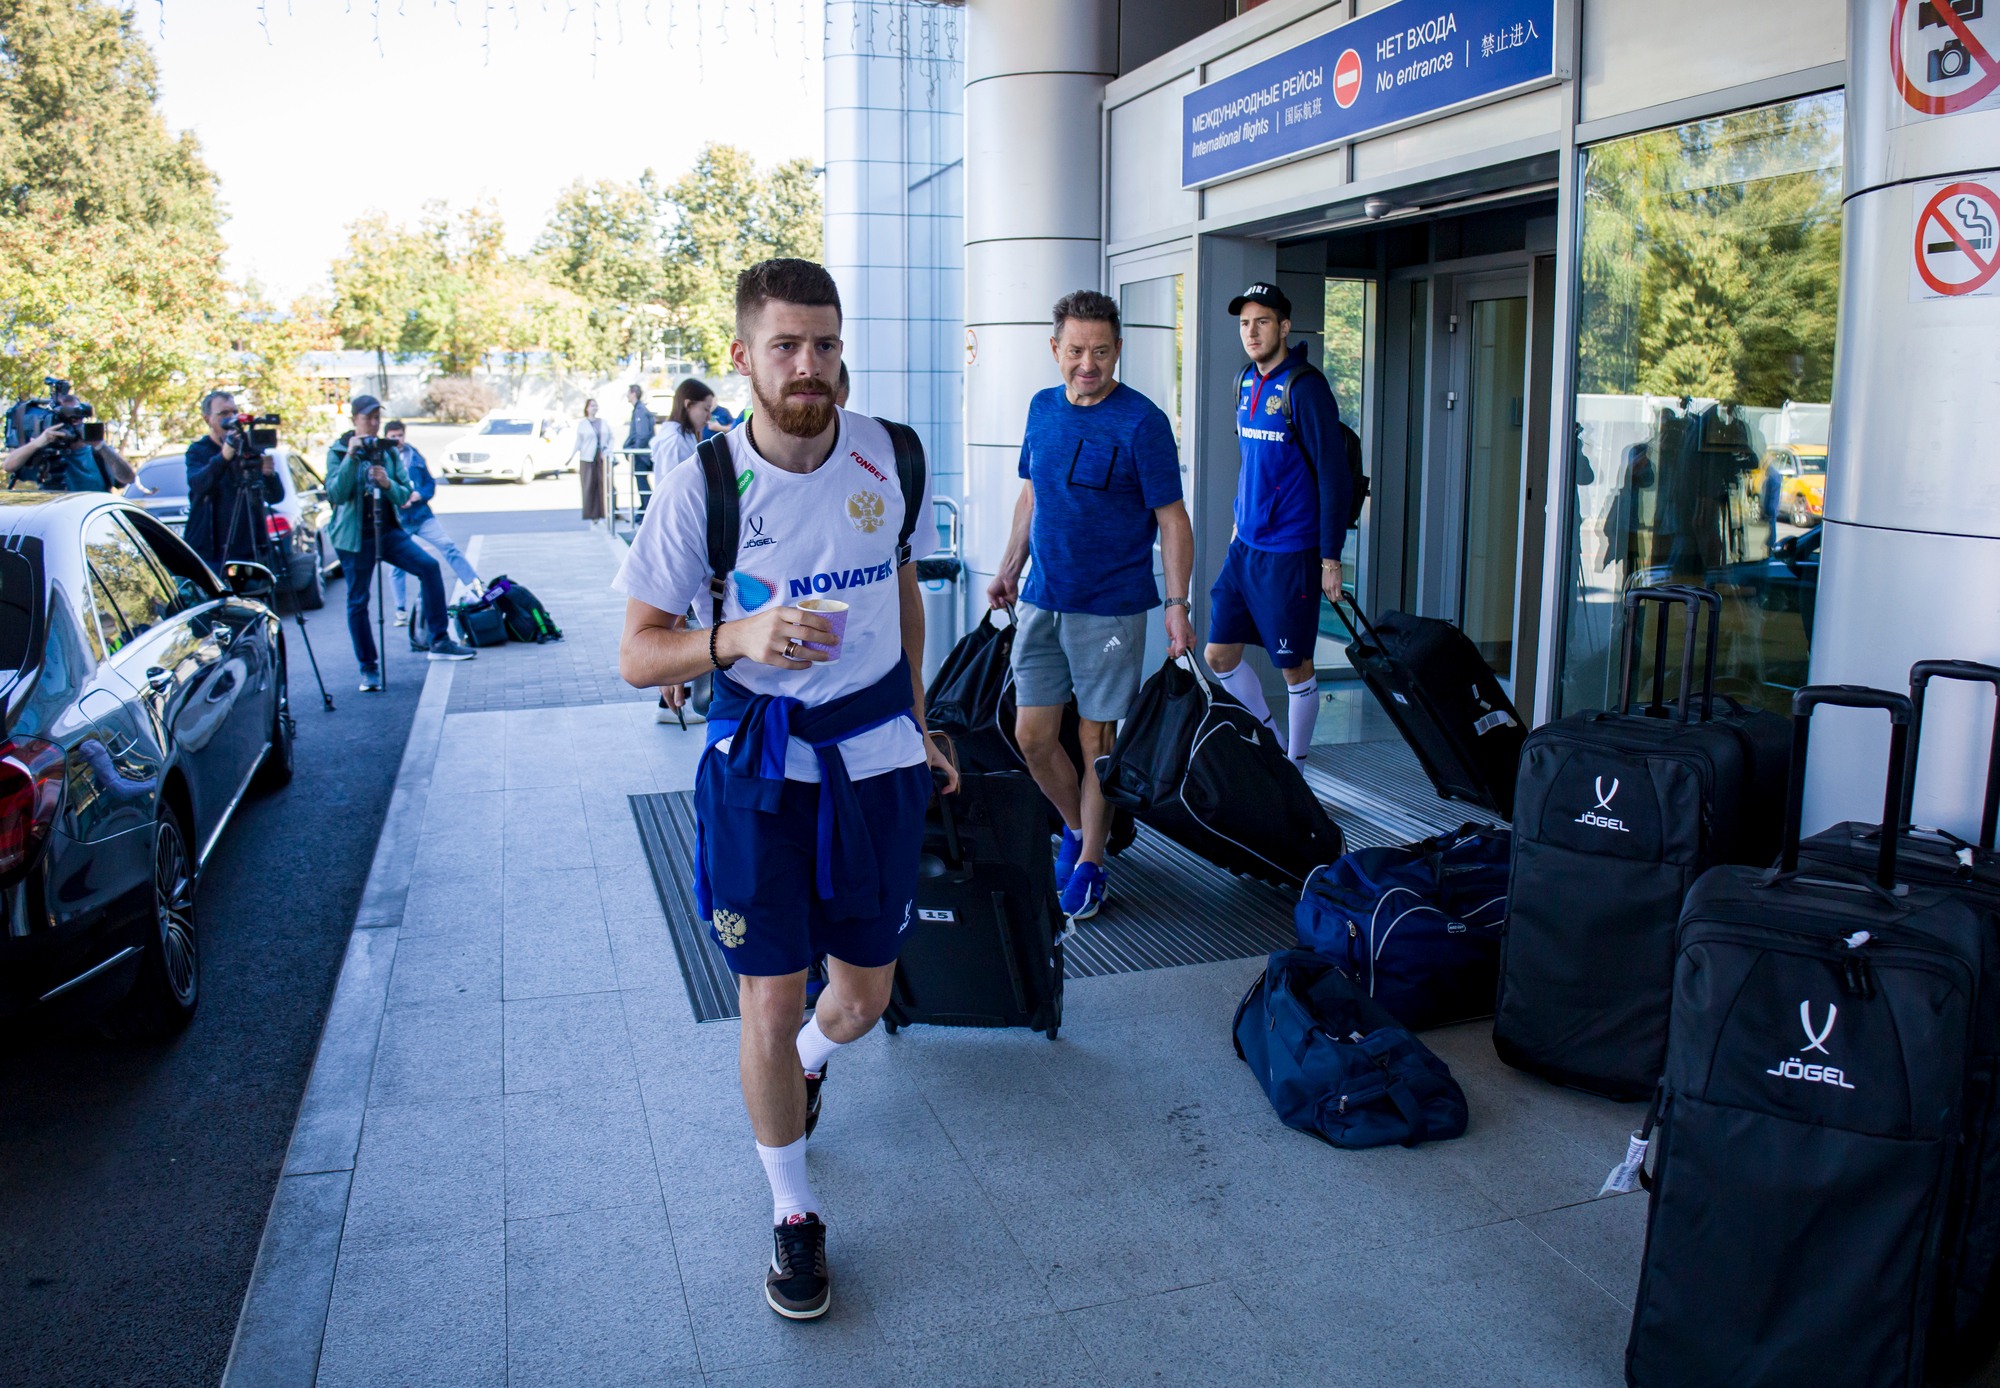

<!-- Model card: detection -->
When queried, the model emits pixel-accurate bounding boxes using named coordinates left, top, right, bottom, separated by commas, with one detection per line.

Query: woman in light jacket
left=649, top=379, right=716, bottom=477
left=572, top=397, right=613, bottom=524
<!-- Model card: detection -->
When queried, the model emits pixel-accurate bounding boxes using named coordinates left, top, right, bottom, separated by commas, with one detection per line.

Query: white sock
left=796, top=1015, right=843, bottom=1077
left=1213, top=663, right=1274, bottom=733
left=756, top=1136, right=818, bottom=1223
left=1286, top=679, right=1319, bottom=762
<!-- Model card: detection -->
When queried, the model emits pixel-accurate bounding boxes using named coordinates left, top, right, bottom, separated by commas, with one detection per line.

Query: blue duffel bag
left=1232, top=950, right=1469, bottom=1149
left=1295, top=824, right=1509, bottom=1031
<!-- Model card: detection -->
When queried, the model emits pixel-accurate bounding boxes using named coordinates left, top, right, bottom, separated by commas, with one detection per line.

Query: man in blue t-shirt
left=987, top=290, right=1194, bottom=921
left=1204, top=283, right=1351, bottom=765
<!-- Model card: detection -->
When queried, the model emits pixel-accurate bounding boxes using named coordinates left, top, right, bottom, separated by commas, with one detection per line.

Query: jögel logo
left=1573, top=775, right=1629, bottom=832
left=1765, top=1001, right=1857, bottom=1090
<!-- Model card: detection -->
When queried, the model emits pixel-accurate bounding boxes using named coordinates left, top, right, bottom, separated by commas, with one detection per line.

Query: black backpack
left=482, top=575, right=563, bottom=643
left=1240, top=360, right=1370, bottom=527
left=695, top=418, right=925, bottom=632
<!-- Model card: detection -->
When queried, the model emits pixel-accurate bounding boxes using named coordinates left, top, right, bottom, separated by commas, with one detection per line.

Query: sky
left=147, top=0, right=827, bottom=302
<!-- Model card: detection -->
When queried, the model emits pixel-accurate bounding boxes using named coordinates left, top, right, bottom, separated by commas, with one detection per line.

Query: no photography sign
left=1911, top=176, right=2000, bottom=298
left=1891, top=0, right=2000, bottom=117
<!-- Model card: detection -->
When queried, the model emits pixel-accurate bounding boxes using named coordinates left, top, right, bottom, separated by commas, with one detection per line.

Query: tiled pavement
left=233, top=529, right=1661, bottom=1388
left=447, top=530, right=647, bottom=715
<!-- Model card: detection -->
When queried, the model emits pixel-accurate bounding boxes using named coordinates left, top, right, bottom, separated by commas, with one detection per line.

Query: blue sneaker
left=1053, top=826, right=1084, bottom=892
left=1060, top=861, right=1107, bottom=921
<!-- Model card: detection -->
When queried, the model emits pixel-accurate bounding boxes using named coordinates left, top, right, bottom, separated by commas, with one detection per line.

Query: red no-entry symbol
left=1892, top=0, right=2000, bottom=114
left=1914, top=181, right=2000, bottom=295
left=1333, top=49, right=1362, bottom=109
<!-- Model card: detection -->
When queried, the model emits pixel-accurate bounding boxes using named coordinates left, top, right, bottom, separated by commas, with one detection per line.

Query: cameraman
left=3, top=386, right=118, bottom=493
left=327, top=394, right=476, bottom=692
left=184, top=390, right=283, bottom=569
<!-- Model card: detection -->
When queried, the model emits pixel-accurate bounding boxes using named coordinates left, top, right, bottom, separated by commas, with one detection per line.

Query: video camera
left=347, top=433, right=396, bottom=465
left=6, top=378, right=105, bottom=449
left=228, top=411, right=281, bottom=464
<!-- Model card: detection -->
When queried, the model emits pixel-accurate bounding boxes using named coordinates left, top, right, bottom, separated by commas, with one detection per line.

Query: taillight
left=266, top=515, right=293, bottom=538
left=0, top=737, right=64, bottom=876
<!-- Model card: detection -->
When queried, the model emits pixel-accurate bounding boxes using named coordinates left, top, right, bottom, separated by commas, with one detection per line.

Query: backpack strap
left=873, top=417, right=928, bottom=568
left=695, top=434, right=739, bottom=630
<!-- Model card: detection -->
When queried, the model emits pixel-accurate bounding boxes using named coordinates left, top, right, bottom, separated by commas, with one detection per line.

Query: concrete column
left=960, top=0, right=1118, bottom=611
left=1805, top=0, right=2000, bottom=837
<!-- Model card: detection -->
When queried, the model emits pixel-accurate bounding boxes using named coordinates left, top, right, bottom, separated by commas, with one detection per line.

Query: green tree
left=330, top=212, right=430, bottom=392
left=0, top=0, right=220, bottom=236
left=532, top=175, right=665, bottom=372
left=1577, top=95, right=1842, bottom=408
left=660, top=144, right=823, bottom=369
left=0, top=0, right=227, bottom=444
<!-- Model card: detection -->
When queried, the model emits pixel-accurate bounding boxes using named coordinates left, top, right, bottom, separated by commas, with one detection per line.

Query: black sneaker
left=804, top=1060, right=827, bottom=1139
left=765, top=1213, right=830, bottom=1320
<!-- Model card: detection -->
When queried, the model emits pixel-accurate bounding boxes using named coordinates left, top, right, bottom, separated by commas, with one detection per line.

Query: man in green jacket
left=328, top=394, right=475, bottom=691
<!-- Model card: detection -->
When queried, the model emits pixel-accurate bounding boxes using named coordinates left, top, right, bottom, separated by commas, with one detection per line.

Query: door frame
left=1429, top=270, right=1532, bottom=693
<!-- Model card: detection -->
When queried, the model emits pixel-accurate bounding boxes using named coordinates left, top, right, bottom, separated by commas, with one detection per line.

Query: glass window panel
left=84, top=509, right=179, bottom=644
left=1315, top=277, right=1373, bottom=672
left=1559, top=92, right=1843, bottom=717
left=1118, top=274, right=1184, bottom=445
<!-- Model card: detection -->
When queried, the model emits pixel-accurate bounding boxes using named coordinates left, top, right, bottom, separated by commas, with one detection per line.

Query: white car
left=439, top=413, right=571, bottom=483
left=123, top=446, right=338, bottom=609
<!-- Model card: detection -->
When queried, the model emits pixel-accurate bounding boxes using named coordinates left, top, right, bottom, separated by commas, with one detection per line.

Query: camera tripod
left=221, top=455, right=336, bottom=712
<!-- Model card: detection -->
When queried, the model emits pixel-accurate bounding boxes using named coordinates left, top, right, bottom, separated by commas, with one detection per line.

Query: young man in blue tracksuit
left=1204, top=283, right=1351, bottom=765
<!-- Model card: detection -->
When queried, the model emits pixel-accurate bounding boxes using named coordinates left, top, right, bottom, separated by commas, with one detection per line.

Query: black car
left=123, top=446, right=337, bottom=610
left=0, top=494, right=292, bottom=1037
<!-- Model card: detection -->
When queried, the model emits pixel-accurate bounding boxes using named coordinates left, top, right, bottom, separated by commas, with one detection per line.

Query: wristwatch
left=1164, top=597, right=1191, bottom=612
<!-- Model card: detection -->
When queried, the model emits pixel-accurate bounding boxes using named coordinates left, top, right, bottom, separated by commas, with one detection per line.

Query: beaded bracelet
left=709, top=619, right=725, bottom=670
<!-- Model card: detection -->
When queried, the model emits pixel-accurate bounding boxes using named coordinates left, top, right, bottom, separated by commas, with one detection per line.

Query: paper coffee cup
left=797, top=598, right=849, bottom=661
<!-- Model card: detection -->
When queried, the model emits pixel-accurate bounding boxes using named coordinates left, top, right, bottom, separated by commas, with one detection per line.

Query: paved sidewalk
left=448, top=529, right=647, bottom=715
left=228, top=528, right=1654, bottom=1388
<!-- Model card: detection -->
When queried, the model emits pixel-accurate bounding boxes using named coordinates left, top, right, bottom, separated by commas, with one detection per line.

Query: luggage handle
left=927, top=733, right=967, bottom=870
left=1617, top=586, right=1719, bottom=723
left=1327, top=588, right=1383, bottom=650
left=1780, top=685, right=1914, bottom=888
left=1904, top=660, right=2000, bottom=851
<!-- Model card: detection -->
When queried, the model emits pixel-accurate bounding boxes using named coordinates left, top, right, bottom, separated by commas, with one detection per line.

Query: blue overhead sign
left=1181, top=0, right=1557, bottom=187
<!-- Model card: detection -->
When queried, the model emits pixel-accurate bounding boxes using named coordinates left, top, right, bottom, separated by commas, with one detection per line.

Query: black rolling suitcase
left=1627, top=686, right=1992, bottom=1388
left=1330, top=594, right=1523, bottom=817
left=1099, top=657, right=1344, bottom=887
left=1494, top=587, right=1759, bottom=1099
left=1799, top=660, right=2000, bottom=1380
left=885, top=767, right=1063, bottom=1039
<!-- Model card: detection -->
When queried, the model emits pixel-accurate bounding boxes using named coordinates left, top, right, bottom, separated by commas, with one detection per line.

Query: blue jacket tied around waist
left=696, top=655, right=918, bottom=922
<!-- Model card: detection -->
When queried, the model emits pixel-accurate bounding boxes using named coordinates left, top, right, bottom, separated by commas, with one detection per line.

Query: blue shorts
left=1207, top=540, right=1320, bottom=670
left=693, top=757, right=931, bottom=978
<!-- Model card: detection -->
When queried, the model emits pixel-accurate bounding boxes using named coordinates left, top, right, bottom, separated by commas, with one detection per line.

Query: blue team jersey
left=1234, top=343, right=1345, bottom=555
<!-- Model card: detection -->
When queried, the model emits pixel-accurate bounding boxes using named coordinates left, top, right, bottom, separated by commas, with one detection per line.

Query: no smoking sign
left=1892, top=0, right=2000, bottom=116
left=1911, top=176, right=2000, bottom=298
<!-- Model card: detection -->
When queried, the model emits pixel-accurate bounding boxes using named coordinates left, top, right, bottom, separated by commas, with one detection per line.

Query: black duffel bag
left=927, top=609, right=1134, bottom=853
left=1099, top=657, right=1342, bottom=887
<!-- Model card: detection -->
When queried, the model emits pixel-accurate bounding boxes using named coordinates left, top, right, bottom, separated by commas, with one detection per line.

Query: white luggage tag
left=1599, top=1131, right=1650, bottom=1196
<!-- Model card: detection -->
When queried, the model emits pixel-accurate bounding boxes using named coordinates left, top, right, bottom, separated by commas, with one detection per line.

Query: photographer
left=3, top=384, right=119, bottom=493
left=184, top=390, right=283, bottom=568
left=327, top=394, right=476, bottom=692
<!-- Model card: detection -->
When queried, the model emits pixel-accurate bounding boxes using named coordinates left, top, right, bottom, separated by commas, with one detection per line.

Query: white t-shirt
left=651, top=426, right=698, bottom=473
left=613, top=411, right=934, bottom=783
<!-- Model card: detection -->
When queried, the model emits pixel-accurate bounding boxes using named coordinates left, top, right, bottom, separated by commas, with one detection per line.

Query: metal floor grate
left=1302, top=737, right=1504, bottom=843
left=629, top=737, right=1491, bottom=1024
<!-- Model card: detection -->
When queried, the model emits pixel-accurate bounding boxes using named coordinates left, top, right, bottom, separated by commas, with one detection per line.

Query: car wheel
left=298, top=537, right=328, bottom=610
left=256, top=649, right=294, bottom=790
left=100, top=804, right=199, bottom=1039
